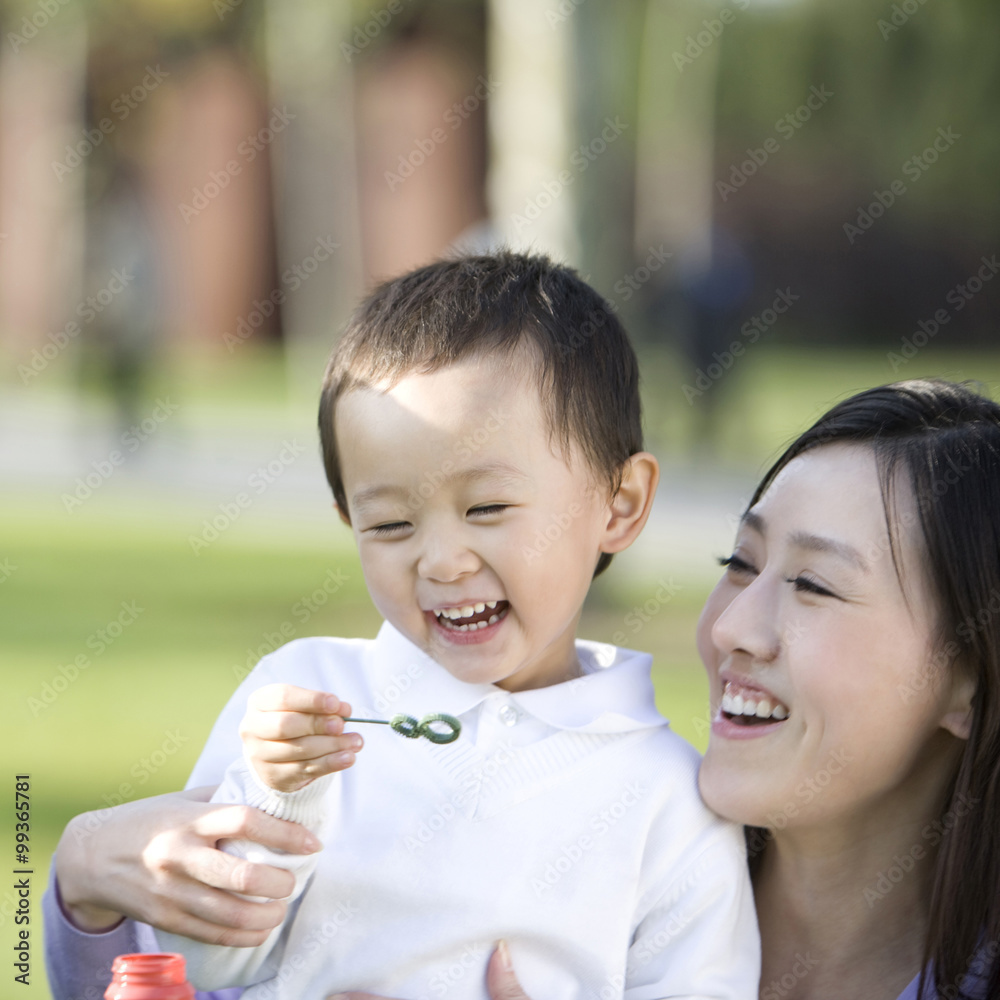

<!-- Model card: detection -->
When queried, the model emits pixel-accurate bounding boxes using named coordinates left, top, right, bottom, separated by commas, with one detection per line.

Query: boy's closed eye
left=366, top=504, right=511, bottom=536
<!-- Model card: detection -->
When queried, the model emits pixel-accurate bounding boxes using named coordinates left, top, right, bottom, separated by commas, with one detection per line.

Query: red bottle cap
left=104, top=953, right=195, bottom=1000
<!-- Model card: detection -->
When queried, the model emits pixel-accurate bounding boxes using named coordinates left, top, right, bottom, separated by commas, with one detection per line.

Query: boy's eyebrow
left=350, top=461, right=531, bottom=511
left=740, top=510, right=870, bottom=573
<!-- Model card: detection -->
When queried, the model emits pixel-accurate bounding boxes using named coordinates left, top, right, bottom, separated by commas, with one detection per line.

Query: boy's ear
left=600, top=452, right=659, bottom=555
left=333, top=501, right=352, bottom=527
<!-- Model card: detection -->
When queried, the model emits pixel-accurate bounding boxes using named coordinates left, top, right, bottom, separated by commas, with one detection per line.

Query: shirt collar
left=367, top=622, right=667, bottom=735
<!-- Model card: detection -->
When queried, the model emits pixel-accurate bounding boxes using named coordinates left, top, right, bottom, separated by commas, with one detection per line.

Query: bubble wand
left=342, top=712, right=461, bottom=745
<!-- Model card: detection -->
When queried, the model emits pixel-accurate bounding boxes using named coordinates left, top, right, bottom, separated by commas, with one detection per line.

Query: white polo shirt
left=158, top=622, right=759, bottom=999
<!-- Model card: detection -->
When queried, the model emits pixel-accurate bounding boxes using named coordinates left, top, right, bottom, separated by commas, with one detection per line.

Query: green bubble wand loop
left=343, top=712, right=462, bottom=745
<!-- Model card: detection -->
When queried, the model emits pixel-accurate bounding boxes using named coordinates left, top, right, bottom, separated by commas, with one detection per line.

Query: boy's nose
left=416, top=532, right=480, bottom=583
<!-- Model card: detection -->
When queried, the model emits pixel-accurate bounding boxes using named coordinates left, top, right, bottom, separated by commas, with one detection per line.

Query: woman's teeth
left=721, top=685, right=789, bottom=722
left=433, top=601, right=508, bottom=631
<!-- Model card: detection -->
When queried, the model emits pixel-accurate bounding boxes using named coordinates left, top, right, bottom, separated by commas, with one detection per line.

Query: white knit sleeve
left=624, top=827, right=761, bottom=1000
left=154, top=756, right=334, bottom=992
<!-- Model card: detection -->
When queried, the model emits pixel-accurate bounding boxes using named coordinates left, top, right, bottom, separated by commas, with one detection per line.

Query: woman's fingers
left=321, top=944, right=530, bottom=1000
left=189, top=802, right=322, bottom=855
left=486, top=943, right=532, bottom=1000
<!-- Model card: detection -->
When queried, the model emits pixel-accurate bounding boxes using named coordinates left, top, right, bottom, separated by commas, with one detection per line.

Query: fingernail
left=497, top=939, right=513, bottom=971
left=349, top=734, right=363, bottom=750
left=336, top=751, right=355, bottom=766
left=303, top=835, right=322, bottom=852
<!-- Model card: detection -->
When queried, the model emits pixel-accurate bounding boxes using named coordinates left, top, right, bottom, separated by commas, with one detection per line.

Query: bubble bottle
left=104, top=953, right=195, bottom=999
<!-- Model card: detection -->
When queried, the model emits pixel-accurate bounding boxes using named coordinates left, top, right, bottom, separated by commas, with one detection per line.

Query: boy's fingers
left=245, top=732, right=363, bottom=764
left=243, top=710, right=347, bottom=742
left=253, top=751, right=357, bottom=792
left=247, top=683, right=345, bottom=717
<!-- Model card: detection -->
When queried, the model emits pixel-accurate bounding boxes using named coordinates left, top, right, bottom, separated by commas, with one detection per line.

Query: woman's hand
left=326, top=943, right=532, bottom=1000
left=55, top=786, right=321, bottom=945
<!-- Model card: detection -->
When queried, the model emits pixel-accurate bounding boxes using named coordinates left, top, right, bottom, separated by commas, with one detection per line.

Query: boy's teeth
left=474, top=603, right=485, bottom=614
left=720, top=682, right=790, bottom=721
left=461, top=605, right=474, bottom=617
left=487, top=614, right=499, bottom=625
left=486, top=601, right=497, bottom=609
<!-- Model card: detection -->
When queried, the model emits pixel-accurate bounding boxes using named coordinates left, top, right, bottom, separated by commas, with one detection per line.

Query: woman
left=47, top=379, right=1000, bottom=999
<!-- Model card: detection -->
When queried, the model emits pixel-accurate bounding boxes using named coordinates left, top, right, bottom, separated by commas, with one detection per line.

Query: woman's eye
left=718, top=554, right=757, bottom=576
left=368, top=521, right=409, bottom=536
left=468, top=504, right=508, bottom=517
left=788, top=575, right=840, bottom=599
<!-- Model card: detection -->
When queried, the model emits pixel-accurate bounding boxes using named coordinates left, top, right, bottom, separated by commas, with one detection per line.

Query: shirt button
left=498, top=704, right=518, bottom=727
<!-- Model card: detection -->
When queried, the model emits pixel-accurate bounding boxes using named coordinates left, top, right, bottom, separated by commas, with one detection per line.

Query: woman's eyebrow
left=788, top=531, right=871, bottom=573
left=741, top=509, right=870, bottom=573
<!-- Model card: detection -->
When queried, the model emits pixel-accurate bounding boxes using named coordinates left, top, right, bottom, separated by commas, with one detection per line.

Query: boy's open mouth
left=432, top=600, right=510, bottom=632
left=720, top=680, right=790, bottom=726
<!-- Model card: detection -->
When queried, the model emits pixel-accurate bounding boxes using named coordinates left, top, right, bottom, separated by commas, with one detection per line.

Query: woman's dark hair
left=318, top=249, right=642, bottom=577
left=748, top=378, right=1000, bottom=998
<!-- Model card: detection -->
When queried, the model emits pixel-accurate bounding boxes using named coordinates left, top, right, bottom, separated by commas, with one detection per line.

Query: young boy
left=157, top=252, right=759, bottom=998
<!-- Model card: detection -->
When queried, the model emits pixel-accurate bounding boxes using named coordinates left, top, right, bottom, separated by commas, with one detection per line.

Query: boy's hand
left=241, top=684, right=363, bottom=793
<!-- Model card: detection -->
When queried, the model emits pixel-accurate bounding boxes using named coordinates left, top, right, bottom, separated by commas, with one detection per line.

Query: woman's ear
left=939, top=668, right=976, bottom=740
left=600, top=452, right=659, bottom=555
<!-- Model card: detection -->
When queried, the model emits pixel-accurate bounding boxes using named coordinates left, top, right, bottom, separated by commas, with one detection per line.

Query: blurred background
left=1, top=0, right=999, bottom=992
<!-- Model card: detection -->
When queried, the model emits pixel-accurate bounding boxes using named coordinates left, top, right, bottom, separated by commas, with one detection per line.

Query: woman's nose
left=710, top=575, right=782, bottom=664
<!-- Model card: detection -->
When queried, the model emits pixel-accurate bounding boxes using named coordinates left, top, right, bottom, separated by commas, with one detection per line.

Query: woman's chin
left=697, top=758, right=772, bottom=828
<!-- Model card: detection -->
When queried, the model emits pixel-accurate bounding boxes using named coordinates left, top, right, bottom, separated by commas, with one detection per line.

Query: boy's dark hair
left=318, top=250, right=643, bottom=577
